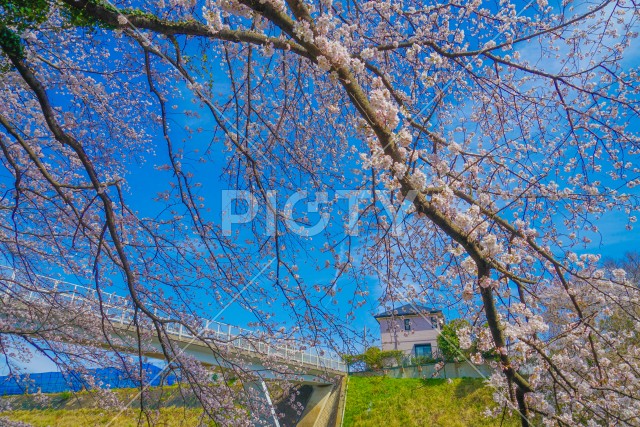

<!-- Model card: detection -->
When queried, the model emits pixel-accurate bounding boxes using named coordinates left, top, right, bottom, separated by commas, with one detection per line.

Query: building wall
left=378, top=315, right=441, bottom=355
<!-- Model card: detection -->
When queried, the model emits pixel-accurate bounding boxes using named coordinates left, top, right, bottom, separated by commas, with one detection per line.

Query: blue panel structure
left=0, top=363, right=176, bottom=395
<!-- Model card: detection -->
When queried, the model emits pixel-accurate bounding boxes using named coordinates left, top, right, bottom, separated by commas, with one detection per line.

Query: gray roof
left=373, top=303, right=442, bottom=319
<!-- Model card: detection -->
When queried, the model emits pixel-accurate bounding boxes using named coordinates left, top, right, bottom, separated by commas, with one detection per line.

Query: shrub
left=437, top=319, right=472, bottom=362
left=410, top=356, right=437, bottom=366
left=342, top=347, right=404, bottom=371
left=58, top=391, right=72, bottom=401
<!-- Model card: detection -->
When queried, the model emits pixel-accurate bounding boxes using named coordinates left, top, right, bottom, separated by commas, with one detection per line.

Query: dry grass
left=1, top=407, right=209, bottom=426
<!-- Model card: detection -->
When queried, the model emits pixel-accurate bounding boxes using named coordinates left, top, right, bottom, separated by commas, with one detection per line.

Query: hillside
left=2, top=377, right=523, bottom=426
left=343, top=377, right=520, bottom=427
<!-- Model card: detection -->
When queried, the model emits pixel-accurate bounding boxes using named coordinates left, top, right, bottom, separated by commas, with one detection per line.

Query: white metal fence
left=0, top=266, right=346, bottom=372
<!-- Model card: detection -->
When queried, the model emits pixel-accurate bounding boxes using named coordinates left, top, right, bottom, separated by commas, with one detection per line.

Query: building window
left=431, top=317, right=438, bottom=328
left=404, top=319, right=411, bottom=331
left=415, top=344, right=432, bottom=358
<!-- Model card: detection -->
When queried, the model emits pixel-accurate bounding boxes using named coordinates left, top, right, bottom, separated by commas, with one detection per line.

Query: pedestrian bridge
left=0, top=266, right=346, bottom=376
left=1, top=266, right=349, bottom=426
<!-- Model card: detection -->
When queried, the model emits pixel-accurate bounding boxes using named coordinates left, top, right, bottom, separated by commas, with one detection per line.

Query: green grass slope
left=1, top=378, right=518, bottom=426
left=343, top=377, right=519, bottom=427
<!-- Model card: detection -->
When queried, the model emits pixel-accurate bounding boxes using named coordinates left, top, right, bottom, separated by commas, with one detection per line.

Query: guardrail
left=0, top=266, right=347, bottom=372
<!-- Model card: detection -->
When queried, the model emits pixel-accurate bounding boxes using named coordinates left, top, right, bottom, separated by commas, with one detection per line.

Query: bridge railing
left=0, top=266, right=347, bottom=372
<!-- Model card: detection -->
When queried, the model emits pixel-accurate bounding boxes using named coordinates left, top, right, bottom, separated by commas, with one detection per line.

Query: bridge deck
left=0, top=266, right=347, bottom=374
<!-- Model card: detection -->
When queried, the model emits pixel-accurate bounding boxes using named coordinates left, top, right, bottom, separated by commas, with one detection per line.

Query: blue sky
left=3, top=0, right=640, bottom=374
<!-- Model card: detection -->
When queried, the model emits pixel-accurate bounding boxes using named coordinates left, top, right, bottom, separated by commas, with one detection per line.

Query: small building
left=374, top=304, right=445, bottom=359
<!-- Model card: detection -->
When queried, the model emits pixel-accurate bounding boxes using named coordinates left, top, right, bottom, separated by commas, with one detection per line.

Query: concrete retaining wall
left=351, top=361, right=492, bottom=379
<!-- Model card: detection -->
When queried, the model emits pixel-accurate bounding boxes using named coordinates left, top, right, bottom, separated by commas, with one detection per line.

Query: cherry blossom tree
left=1, top=0, right=639, bottom=425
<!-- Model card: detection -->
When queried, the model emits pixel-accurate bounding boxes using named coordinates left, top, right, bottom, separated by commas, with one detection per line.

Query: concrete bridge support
left=296, top=377, right=345, bottom=427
